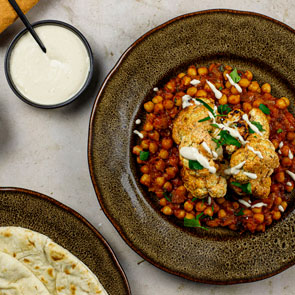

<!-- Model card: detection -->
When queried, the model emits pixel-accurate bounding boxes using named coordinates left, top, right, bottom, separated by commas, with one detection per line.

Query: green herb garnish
left=202, top=198, right=205, bottom=205
left=229, top=68, right=241, bottom=83
left=163, top=191, right=172, bottom=202
left=211, top=205, right=214, bottom=213
left=259, top=104, right=270, bottom=115
left=189, top=160, right=204, bottom=170
left=139, top=151, right=149, bottom=161
left=194, top=98, right=215, bottom=116
left=192, top=197, right=197, bottom=202
left=235, top=208, right=245, bottom=216
left=211, top=123, right=220, bottom=129
left=277, top=128, right=283, bottom=134
left=219, top=130, right=242, bottom=147
left=249, top=121, right=265, bottom=134
left=219, top=86, right=223, bottom=90
left=198, top=116, right=211, bottom=122
left=184, top=212, right=208, bottom=230
left=231, top=182, right=252, bottom=194
left=218, top=104, right=232, bottom=115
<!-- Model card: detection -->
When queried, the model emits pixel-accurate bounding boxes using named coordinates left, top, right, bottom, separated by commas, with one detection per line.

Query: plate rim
left=88, top=9, right=295, bottom=284
left=0, top=187, right=131, bottom=294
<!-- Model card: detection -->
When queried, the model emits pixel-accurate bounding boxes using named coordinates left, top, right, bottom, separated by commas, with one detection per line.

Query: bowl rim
left=4, top=19, right=94, bottom=109
left=0, top=186, right=131, bottom=294
left=88, top=9, right=295, bottom=284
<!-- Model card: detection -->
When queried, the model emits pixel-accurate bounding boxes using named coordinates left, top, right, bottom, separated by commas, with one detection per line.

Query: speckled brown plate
left=88, top=9, right=295, bottom=284
left=0, top=187, right=131, bottom=295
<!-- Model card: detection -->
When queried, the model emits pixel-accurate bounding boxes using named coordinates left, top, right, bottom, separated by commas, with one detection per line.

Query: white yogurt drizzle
left=135, top=119, right=141, bottom=125
left=208, top=196, right=212, bottom=205
left=289, top=150, right=294, bottom=159
left=243, top=171, right=257, bottom=179
left=287, top=182, right=292, bottom=187
left=286, top=170, right=295, bottom=181
left=206, top=80, right=222, bottom=99
left=224, top=161, right=246, bottom=175
left=133, top=130, right=144, bottom=139
left=190, top=79, right=201, bottom=86
left=279, top=141, right=284, bottom=149
left=226, top=73, right=242, bottom=93
left=182, top=94, right=201, bottom=109
left=153, top=87, right=159, bottom=92
left=242, top=114, right=263, bottom=136
left=278, top=205, right=285, bottom=212
left=238, top=199, right=251, bottom=208
left=201, top=142, right=218, bottom=159
left=278, top=150, right=282, bottom=154
left=247, top=145, right=263, bottom=159
left=180, top=146, right=216, bottom=174
left=251, top=202, right=267, bottom=208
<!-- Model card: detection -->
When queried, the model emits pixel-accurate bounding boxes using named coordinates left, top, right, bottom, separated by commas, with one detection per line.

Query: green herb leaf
left=139, top=151, right=149, bottom=161
left=184, top=212, right=208, bottom=230
left=277, top=128, right=283, bottom=134
left=219, top=86, right=223, bottom=90
left=192, top=197, right=197, bottom=202
left=218, top=104, right=232, bottom=115
left=194, top=98, right=215, bottom=116
left=163, top=191, right=172, bottom=202
left=249, top=121, right=265, bottom=134
left=219, top=65, right=224, bottom=72
left=211, top=123, right=220, bottom=129
left=259, top=104, right=270, bottom=115
left=212, top=138, right=221, bottom=149
left=235, top=208, right=245, bottom=216
left=219, top=130, right=241, bottom=148
left=231, top=182, right=252, bottom=194
left=198, top=116, right=211, bottom=122
left=189, top=160, right=204, bottom=170
left=202, top=199, right=205, bottom=205
left=229, top=68, right=241, bottom=83
left=211, top=205, right=214, bottom=213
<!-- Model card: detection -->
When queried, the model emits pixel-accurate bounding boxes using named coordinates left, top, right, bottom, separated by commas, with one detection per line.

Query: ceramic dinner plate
left=88, top=9, right=295, bottom=284
left=0, top=187, right=131, bottom=295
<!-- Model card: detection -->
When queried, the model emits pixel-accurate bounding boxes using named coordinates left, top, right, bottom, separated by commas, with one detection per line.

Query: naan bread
left=0, top=227, right=108, bottom=295
left=0, top=251, right=50, bottom=295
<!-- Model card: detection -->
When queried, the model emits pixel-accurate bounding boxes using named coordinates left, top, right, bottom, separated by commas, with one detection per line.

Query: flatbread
left=0, top=227, right=108, bottom=295
left=0, top=0, right=40, bottom=33
left=0, top=251, right=50, bottom=295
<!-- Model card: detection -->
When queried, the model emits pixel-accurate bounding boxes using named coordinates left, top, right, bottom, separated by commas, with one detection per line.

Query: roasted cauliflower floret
left=228, top=134, right=279, bottom=198
left=248, top=108, right=270, bottom=138
left=182, top=168, right=227, bottom=199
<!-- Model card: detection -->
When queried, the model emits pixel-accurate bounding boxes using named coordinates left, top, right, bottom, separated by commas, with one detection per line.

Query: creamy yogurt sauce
left=242, top=114, right=263, bottom=136
left=226, top=73, right=242, bottom=93
left=206, top=80, right=222, bottom=99
left=9, top=24, right=90, bottom=105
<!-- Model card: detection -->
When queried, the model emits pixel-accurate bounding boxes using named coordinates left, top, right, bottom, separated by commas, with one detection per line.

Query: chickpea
left=276, top=98, right=288, bottom=109
left=148, top=142, right=158, bottom=153
left=144, top=101, right=154, bottom=112
left=274, top=197, right=282, bottom=206
left=261, top=83, right=271, bottom=93
left=281, top=97, right=290, bottom=106
left=239, top=78, right=251, bottom=88
left=133, top=145, right=143, bottom=155
left=182, top=76, right=191, bottom=86
left=286, top=183, right=294, bottom=192
left=231, top=86, right=240, bottom=95
left=185, top=212, right=195, bottom=219
left=243, top=209, right=252, bottom=216
left=281, top=145, right=290, bottom=157
left=197, top=67, right=208, bottom=75
left=140, top=165, right=149, bottom=174
left=166, top=82, right=175, bottom=92
left=159, top=198, right=167, bottom=206
left=228, top=95, right=240, bottom=105
left=216, top=197, right=225, bottom=204
left=149, top=131, right=159, bottom=141
left=253, top=213, right=264, bottom=223
left=165, top=167, right=177, bottom=178
left=187, top=66, right=197, bottom=76
left=204, top=83, right=211, bottom=91
left=218, top=209, right=227, bottom=218
left=256, top=224, right=265, bottom=232
left=248, top=81, right=260, bottom=92
left=155, top=176, right=165, bottom=187
left=152, top=96, right=163, bottom=104
left=219, top=94, right=228, bottom=105
left=245, top=70, right=253, bottom=81
left=187, top=87, right=197, bottom=97
left=275, top=172, right=285, bottom=183
left=159, top=149, right=169, bottom=159
left=232, top=202, right=239, bottom=210
left=223, top=70, right=230, bottom=80
left=204, top=207, right=214, bottom=217
left=252, top=99, right=263, bottom=108
left=162, top=205, right=173, bottom=215
left=195, top=201, right=206, bottom=211
left=271, top=139, right=279, bottom=149
left=162, top=138, right=173, bottom=150
left=154, top=103, right=164, bottom=113
left=184, top=201, right=194, bottom=212
left=140, top=139, right=150, bottom=150
left=225, top=65, right=232, bottom=71
left=163, top=100, right=174, bottom=110
left=252, top=207, right=262, bottom=214
left=287, top=132, right=295, bottom=141
left=155, top=159, right=165, bottom=171
left=196, top=90, right=207, bottom=97
left=281, top=201, right=288, bottom=210
left=176, top=186, right=187, bottom=196
left=282, top=157, right=292, bottom=167
left=225, top=81, right=231, bottom=88
left=242, top=102, right=252, bottom=113
left=174, top=209, right=186, bottom=219
left=272, top=211, right=281, bottom=220
left=178, top=72, right=185, bottom=79
left=175, top=97, right=182, bottom=107
left=163, top=181, right=172, bottom=192
left=140, top=174, right=151, bottom=186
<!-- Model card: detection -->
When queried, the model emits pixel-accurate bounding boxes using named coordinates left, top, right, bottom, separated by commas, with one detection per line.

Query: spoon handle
left=8, top=0, right=46, bottom=53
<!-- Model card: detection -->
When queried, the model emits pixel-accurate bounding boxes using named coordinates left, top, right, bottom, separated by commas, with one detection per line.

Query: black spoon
left=8, top=0, right=46, bottom=53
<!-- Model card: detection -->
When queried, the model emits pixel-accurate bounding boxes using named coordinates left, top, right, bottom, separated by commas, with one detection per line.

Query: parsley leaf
left=163, top=191, right=172, bottom=202
left=198, top=116, right=211, bottom=122
left=218, top=104, right=232, bottom=115
left=231, top=182, right=252, bottom=194
left=277, top=128, right=283, bottom=134
left=229, top=68, right=241, bottom=83
left=184, top=212, right=208, bottom=230
left=219, top=130, right=241, bottom=148
left=189, top=160, right=204, bottom=170
left=235, top=208, right=245, bottom=216
left=211, top=123, right=220, bottom=129
left=194, top=98, right=215, bottom=116
left=139, top=151, right=149, bottom=161
left=259, top=104, right=270, bottom=115
left=192, top=197, right=197, bottom=202
left=249, top=121, right=265, bottom=134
